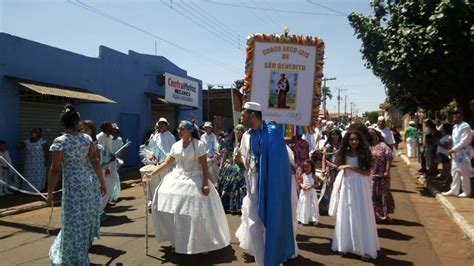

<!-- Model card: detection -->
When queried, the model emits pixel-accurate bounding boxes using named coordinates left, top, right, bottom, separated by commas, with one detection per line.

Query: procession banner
left=243, top=33, right=325, bottom=126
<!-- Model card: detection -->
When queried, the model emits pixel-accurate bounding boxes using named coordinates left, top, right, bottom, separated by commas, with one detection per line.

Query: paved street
left=1, top=158, right=473, bottom=265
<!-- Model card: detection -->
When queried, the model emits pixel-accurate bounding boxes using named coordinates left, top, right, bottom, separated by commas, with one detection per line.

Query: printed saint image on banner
left=268, top=71, right=298, bottom=110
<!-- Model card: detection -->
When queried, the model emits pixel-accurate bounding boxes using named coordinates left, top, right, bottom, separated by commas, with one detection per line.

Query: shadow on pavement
left=242, top=252, right=255, bottom=263
left=388, top=218, right=423, bottom=227
left=287, top=255, right=324, bottom=265
left=0, top=220, right=59, bottom=236
left=89, top=244, right=126, bottom=265
left=105, top=205, right=137, bottom=214
left=296, top=236, right=413, bottom=265
left=377, top=247, right=413, bottom=265
left=296, top=234, right=332, bottom=243
left=115, top=196, right=136, bottom=203
left=100, top=215, right=134, bottom=227
left=414, top=185, right=434, bottom=198
left=315, top=222, right=335, bottom=229
left=155, top=245, right=237, bottom=265
left=391, top=188, right=416, bottom=194
left=377, top=228, right=414, bottom=241
left=297, top=241, right=334, bottom=256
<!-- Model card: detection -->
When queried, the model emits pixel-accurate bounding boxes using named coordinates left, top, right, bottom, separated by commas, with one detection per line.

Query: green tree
left=349, top=0, right=474, bottom=120
left=363, top=111, right=381, bottom=124
left=233, top=79, right=244, bottom=90
left=322, top=86, right=332, bottom=117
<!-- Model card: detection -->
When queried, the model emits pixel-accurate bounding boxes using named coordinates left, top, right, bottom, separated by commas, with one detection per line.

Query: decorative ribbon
left=0, top=156, right=59, bottom=235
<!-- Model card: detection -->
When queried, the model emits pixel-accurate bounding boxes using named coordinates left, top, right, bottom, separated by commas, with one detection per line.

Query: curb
left=0, top=201, right=47, bottom=217
left=399, top=154, right=474, bottom=241
left=435, top=193, right=474, bottom=241
left=0, top=178, right=142, bottom=218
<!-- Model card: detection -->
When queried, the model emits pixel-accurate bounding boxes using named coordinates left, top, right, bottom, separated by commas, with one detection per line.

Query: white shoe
left=458, top=193, right=470, bottom=198
left=442, top=190, right=458, bottom=196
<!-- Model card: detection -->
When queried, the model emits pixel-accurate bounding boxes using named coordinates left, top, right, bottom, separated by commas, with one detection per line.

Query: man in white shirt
left=201, top=122, right=219, bottom=156
left=145, top=117, right=177, bottom=200
left=148, top=118, right=176, bottom=165
left=97, top=121, right=116, bottom=220
left=376, top=116, right=396, bottom=151
left=302, top=121, right=318, bottom=156
left=442, top=111, right=472, bottom=197
left=200, top=121, right=220, bottom=183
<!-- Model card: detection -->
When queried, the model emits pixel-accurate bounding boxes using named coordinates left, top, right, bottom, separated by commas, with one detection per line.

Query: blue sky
left=0, top=0, right=386, bottom=114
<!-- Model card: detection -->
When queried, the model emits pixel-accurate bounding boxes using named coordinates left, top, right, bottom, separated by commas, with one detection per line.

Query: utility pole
left=343, top=95, right=348, bottom=124
left=337, top=87, right=347, bottom=120
left=322, top=77, right=336, bottom=119
left=344, top=95, right=347, bottom=115
left=207, top=89, right=210, bottom=121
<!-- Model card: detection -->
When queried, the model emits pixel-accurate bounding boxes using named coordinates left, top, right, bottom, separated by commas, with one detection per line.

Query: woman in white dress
left=143, top=120, right=230, bottom=254
left=330, top=130, right=379, bottom=260
left=296, top=160, right=320, bottom=225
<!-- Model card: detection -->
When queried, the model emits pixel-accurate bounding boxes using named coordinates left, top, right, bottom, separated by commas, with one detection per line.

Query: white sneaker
left=442, top=190, right=458, bottom=196
left=458, top=193, right=470, bottom=198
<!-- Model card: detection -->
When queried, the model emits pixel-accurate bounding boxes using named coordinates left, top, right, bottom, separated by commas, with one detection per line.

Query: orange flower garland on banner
left=243, top=33, right=325, bottom=126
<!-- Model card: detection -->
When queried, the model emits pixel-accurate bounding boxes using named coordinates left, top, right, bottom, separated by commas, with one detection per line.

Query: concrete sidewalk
left=0, top=167, right=142, bottom=217
left=398, top=147, right=474, bottom=242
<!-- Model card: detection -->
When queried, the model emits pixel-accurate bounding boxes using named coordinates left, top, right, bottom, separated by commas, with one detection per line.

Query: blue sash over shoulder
left=256, top=120, right=295, bottom=265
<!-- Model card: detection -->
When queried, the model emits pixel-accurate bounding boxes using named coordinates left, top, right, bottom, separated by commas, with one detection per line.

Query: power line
left=306, top=0, right=349, bottom=16
left=200, top=0, right=344, bottom=17
left=69, top=0, right=241, bottom=74
left=248, top=0, right=280, bottom=30
left=187, top=0, right=243, bottom=42
left=162, top=0, right=241, bottom=50
left=176, top=0, right=240, bottom=44
left=262, top=0, right=285, bottom=22
left=240, top=1, right=276, bottom=32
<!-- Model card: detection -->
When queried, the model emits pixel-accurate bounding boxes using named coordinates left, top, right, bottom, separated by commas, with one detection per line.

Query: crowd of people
left=404, top=109, right=473, bottom=198
left=0, top=105, right=128, bottom=265
left=1, top=100, right=472, bottom=265
left=138, top=102, right=410, bottom=265
left=0, top=123, right=125, bottom=204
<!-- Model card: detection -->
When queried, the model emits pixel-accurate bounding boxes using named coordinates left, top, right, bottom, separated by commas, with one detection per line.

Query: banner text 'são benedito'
left=264, top=62, right=306, bottom=71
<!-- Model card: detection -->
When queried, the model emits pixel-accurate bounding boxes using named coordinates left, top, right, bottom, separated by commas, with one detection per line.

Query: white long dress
left=151, top=139, right=230, bottom=254
left=331, top=155, right=380, bottom=259
left=296, top=173, right=319, bottom=224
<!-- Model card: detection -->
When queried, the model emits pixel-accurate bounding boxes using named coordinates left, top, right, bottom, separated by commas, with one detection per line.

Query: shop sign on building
left=164, top=72, right=199, bottom=107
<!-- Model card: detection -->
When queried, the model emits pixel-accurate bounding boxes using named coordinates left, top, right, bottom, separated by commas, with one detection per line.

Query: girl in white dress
left=330, top=130, right=379, bottom=260
left=296, top=160, right=320, bottom=225
left=143, top=120, right=230, bottom=254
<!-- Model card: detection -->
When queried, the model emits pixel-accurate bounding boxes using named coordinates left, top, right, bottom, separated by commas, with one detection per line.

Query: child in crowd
left=330, top=130, right=379, bottom=260
left=296, top=160, right=320, bottom=225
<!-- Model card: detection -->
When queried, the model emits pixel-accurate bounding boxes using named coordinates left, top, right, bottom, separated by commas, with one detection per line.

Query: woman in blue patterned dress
left=17, top=128, right=49, bottom=192
left=217, top=124, right=247, bottom=213
left=45, top=105, right=106, bottom=265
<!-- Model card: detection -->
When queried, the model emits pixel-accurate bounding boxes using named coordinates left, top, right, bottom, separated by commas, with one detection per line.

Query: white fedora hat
left=156, top=117, right=169, bottom=125
left=243, top=101, right=262, bottom=112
